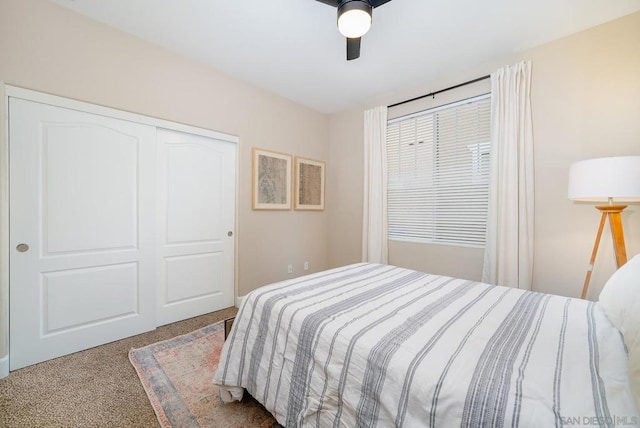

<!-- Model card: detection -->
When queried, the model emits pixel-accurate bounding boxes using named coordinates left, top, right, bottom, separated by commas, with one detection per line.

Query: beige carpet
left=0, top=307, right=240, bottom=427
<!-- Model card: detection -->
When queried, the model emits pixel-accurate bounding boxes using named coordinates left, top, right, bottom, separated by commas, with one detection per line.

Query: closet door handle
left=227, top=231, right=233, bottom=237
left=16, top=243, right=29, bottom=253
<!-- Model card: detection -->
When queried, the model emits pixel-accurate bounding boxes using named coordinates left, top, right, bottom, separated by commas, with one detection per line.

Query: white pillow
left=598, top=253, right=640, bottom=409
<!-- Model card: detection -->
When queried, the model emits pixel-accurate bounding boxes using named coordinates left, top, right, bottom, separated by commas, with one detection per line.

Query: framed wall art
left=252, top=147, right=292, bottom=210
left=294, top=156, right=325, bottom=211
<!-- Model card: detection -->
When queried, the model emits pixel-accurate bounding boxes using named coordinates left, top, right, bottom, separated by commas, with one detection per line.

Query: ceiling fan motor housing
left=337, top=0, right=373, bottom=18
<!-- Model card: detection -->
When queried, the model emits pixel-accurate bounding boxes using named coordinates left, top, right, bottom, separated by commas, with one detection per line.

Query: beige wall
left=328, top=12, right=640, bottom=297
left=327, top=108, right=365, bottom=266
left=0, top=0, right=329, bottom=361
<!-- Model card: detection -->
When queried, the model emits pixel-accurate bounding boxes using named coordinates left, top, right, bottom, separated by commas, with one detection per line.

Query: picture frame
left=294, top=156, right=325, bottom=211
left=252, top=147, right=292, bottom=210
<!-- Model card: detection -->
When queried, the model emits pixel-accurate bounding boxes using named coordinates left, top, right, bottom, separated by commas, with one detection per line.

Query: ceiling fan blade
left=314, top=0, right=340, bottom=6
left=370, top=0, right=392, bottom=7
left=346, top=37, right=361, bottom=60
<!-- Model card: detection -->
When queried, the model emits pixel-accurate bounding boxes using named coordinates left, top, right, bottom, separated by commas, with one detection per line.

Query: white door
left=9, top=98, right=157, bottom=370
left=156, top=128, right=235, bottom=326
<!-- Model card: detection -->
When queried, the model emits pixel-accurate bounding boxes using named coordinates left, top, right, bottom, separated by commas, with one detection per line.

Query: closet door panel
left=9, top=98, right=156, bottom=370
left=157, top=128, right=235, bottom=326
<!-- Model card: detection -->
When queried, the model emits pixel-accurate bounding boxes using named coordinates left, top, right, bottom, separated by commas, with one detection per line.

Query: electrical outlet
left=304, top=261, right=309, bottom=270
left=287, top=264, right=293, bottom=274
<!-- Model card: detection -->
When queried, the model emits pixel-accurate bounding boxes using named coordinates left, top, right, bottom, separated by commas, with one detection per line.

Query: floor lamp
left=568, top=156, right=640, bottom=299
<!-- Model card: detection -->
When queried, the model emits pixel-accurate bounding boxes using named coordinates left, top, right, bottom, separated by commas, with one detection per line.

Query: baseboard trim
left=0, top=354, right=8, bottom=379
left=235, top=295, right=246, bottom=309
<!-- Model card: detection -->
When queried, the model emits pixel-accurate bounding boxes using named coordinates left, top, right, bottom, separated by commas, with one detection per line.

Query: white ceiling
left=50, top=0, right=640, bottom=114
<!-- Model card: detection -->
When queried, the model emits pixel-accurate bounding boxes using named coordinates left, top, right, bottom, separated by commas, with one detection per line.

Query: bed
left=213, top=259, right=640, bottom=427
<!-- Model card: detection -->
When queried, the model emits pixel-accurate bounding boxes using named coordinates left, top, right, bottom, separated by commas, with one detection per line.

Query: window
left=387, top=94, right=491, bottom=247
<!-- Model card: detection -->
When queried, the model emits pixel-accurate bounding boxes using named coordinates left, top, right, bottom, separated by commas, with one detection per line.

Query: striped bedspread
left=213, top=263, right=638, bottom=427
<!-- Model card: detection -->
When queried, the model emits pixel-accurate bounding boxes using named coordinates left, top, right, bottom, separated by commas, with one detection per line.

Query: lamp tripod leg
left=581, top=212, right=607, bottom=299
left=608, top=211, right=628, bottom=269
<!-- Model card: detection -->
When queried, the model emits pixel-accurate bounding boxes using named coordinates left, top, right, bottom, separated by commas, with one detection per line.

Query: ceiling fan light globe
left=337, top=3, right=372, bottom=38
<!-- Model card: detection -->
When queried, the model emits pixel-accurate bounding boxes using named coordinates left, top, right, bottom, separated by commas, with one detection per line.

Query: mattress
left=213, top=263, right=639, bottom=427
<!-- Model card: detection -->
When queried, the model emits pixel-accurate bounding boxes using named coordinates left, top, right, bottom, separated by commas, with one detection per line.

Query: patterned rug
left=129, top=321, right=279, bottom=428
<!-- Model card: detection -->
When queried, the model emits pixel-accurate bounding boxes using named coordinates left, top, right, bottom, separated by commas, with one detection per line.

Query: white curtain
left=362, top=106, right=388, bottom=264
left=482, top=61, right=534, bottom=290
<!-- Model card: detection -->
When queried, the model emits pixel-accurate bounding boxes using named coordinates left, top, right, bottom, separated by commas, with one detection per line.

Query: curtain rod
left=388, top=74, right=491, bottom=109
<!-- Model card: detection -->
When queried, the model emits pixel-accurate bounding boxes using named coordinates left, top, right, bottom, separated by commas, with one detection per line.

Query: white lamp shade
left=338, top=8, right=371, bottom=38
left=568, top=155, right=640, bottom=202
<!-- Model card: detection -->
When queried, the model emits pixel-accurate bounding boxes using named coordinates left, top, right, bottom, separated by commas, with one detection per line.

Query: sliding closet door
left=9, top=98, right=157, bottom=370
left=156, top=129, right=235, bottom=326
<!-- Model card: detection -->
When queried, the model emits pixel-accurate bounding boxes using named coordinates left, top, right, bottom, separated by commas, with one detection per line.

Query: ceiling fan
left=315, top=0, right=393, bottom=60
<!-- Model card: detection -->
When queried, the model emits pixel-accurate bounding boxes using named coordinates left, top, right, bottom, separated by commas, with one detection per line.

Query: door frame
left=0, top=83, right=240, bottom=377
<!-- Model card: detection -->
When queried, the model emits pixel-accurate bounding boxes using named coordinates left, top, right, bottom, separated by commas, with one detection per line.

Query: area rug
left=129, top=321, right=280, bottom=428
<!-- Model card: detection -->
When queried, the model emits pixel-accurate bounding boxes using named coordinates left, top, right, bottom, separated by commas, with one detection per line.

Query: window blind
left=387, top=94, right=491, bottom=247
